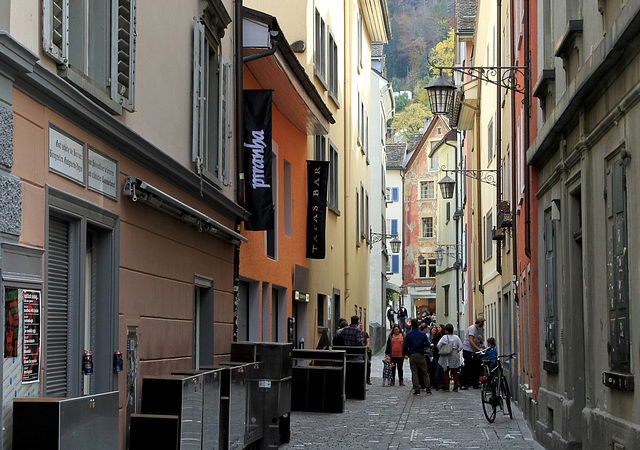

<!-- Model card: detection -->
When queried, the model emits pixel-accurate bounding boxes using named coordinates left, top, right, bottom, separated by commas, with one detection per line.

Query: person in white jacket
left=437, top=323, right=464, bottom=392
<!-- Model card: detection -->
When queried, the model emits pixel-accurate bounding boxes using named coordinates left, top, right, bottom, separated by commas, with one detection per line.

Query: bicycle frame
left=477, top=352, right=515, bottom=423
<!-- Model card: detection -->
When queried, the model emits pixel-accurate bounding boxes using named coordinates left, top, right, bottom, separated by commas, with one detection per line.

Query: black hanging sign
left=306, top=160, right=329, bottom=259
left=243, top=90, right=274, bottom=230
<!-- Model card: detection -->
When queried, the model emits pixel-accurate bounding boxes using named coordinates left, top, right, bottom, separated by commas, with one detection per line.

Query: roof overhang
left=243, top=9, right=334, bottom=136
left=361, top=0, right=392, bottom=42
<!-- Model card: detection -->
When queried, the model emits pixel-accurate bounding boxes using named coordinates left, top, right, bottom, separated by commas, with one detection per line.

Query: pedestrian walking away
left=385, top=324, right=406, bottom=386
left=403, top=318, right=432, bottom=395
left=438, top=323, right=464, bottom=392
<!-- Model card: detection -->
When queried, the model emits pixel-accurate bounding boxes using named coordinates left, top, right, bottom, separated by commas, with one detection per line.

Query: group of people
left=328, top=315, right=373, bottom=385
left=382, top=316, right=493, bottom=394
left=386, top=305, right=435, bottom=333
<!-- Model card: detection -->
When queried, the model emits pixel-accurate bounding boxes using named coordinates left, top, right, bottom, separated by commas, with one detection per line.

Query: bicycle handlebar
left=474, top=350, right=516, bottom=359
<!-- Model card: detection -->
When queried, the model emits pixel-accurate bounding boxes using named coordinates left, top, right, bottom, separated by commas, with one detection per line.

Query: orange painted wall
left=239, top=71, right=309, bottom=338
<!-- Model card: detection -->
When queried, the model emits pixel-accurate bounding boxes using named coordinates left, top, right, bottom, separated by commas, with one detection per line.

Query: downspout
left=344, top=2, right=352, bottom=303
left=235, top=0, right=244, bottom=206
left=511, top=0, right=518, bottom=288
left=496, top=0, right=502, bottom=276
left=444, top=138, right=461, bottom=332
left=524, top=0, right=531, bottom=259
left=233, top=0, right=243, bottom=342
left=476, top=95, right=484, bottom=295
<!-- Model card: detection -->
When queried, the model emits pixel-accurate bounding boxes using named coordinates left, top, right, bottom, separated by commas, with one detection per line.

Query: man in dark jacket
left=397, top=304, right=408, bottom=332
left=403, top=318, right=432, bottom=394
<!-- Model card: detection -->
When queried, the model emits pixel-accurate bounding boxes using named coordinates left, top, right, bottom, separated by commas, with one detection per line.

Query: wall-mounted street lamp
left=370, top=230, right=402, bottom=253
left=434, top=244, right=461, bottom=267
left=424, top=69, right=457, bottom=115
left=437, top=165, right=497, bottom=199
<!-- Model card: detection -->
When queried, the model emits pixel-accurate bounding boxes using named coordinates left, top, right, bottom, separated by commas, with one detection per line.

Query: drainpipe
left=233, top=0, right=243, bottom=343
left=496, top=0, right=502, bottom=276
left=444, top=137, right=461, bottom=333
left=511, top=0, right=518, bottom=291
left=524, top=0, right=531, bottom=259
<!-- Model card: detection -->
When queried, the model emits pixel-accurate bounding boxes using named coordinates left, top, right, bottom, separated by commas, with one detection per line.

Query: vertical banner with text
left=22, top=290, right=41, bottom=383
left=243, top=90, right=274, bottom=230
left=306, top=160, right=329, bottom=259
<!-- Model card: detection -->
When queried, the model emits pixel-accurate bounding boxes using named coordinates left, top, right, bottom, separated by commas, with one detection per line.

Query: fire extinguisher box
left=13, top=391, right=119, bottom=449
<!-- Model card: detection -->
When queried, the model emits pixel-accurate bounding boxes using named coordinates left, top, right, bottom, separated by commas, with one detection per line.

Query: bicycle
left=476, top=351, right=515, bottom=423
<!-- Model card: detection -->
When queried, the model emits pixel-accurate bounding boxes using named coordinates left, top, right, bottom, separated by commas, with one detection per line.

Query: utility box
left=13, top=391, right=119, bottom=450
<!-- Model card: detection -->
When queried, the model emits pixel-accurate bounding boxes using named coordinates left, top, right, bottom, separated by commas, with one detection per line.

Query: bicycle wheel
left=481, top=381, right=497, bottom=423
left=501, top=377, right=513, bottom=419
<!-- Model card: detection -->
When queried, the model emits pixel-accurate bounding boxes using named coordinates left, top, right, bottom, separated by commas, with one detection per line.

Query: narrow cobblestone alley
left=281, top=349, right=543, bottom=449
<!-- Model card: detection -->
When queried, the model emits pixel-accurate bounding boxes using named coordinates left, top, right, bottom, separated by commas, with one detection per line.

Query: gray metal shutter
left=544, top=210, right=556, bottom=361
left=46, top=216, right=70, bottom=396
left=112, top=0, right=137, bottom=111
left=43, top=0, right=68, bottom=65
left=192, top=18, right=206, bottom=166
left=606, top=160, right=630, bottom=371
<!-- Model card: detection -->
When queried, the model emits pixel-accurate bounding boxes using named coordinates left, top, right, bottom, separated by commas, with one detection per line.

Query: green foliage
left=390, top=102, right=431, bottom=140
left=394, top=92, right=411, bottom=113
left=386, top=290, right=395, bottom=307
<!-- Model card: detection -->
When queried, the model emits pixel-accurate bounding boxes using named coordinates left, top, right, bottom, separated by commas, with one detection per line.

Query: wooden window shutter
left=192, top=18, right=206, bottom=166
left=43, top=0, right=68, bottom=65
left=112, top=0, right=136, bottom=111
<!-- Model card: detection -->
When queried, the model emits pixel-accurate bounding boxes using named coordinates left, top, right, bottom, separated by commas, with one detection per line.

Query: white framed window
left=43, top=0, right=137, bottom=112
left=420, top=181, right=435, bottom=199
left=430, top=155, right=439, bottom=170
left=421, top=217, right=433, bottom=238
left=418, top=255, right=427, bottom=278
left=192, top=8, right=232, bottom=187
left=485, top=211, right=493, bottom=259
left=357, top=9, right=363, bottom=69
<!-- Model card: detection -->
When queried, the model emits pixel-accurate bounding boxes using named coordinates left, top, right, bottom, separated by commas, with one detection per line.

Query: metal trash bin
left=13, top=391, right=119, bottom=450
left=218, top=362, right=262, bottom=449
left=138, top=374, right=204, bottom=449
left=291, top=349, right=346, bottom=413
left=331, top=346, right=367, bottom=400
left=172, top=368, right=224, bottom=450
left=231, top=342, right=293, bottom=448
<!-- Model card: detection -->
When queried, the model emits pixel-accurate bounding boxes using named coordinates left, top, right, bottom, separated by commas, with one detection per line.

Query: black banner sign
left=243, top=90, right=274, bottom=230
left=306, top=160, right=329, bottom=259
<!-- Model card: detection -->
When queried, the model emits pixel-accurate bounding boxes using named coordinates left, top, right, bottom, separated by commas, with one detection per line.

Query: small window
left=420, top=181, right=435, bottom=199
left=315, top=135, right=327, bottom=161
left=43, top=0, right=137, bottom=112
left=329, top=142, right=339, bottom=211
left=421, top=217, right=434, bottom=238
left=428, top=259, right=437, bottom=278
left=430, top=156, right=439, bottom=170
left=488, top=118, right=494, bottom=162
left=418, top=256, right=427, bottom=278
left=314, top=10, right=326, bottom=83
left=328, top=31, right=339, bottom=100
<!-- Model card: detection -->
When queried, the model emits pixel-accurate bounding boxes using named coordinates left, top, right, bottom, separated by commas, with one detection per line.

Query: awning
left=123, top=176, right=247, bottom=246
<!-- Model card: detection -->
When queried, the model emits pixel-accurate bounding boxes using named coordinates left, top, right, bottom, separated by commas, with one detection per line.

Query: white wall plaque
left=48, top=125, right=85, bottom=185
left=88, top=147, right=118, bottom=200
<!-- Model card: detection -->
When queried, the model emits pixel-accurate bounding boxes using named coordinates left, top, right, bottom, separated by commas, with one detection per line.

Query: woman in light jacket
left=437, top=323, right=464, bottom=392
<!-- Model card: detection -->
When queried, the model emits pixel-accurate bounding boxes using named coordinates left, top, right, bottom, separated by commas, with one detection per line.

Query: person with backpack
left=437, top=323, right=464, bottom=392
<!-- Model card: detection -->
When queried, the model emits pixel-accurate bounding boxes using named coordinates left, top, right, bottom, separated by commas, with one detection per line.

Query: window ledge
left=555, top=19, right=583, bottom=59
left=59, top=65, right=123, bottom=115
left=328, top=204, right=341, bottom=216
left=533, top=69, right=556, bottom=100
left=543, top=359, right=559, bottom=373
left=328, top=91, right=340, bottom=109
left=602, top=371, right=634, bottom=391
left=314, top=70, right=328, bottom=91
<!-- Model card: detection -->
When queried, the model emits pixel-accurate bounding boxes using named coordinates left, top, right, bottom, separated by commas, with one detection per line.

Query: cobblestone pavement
left=281, top=349, right=543, bottom=450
